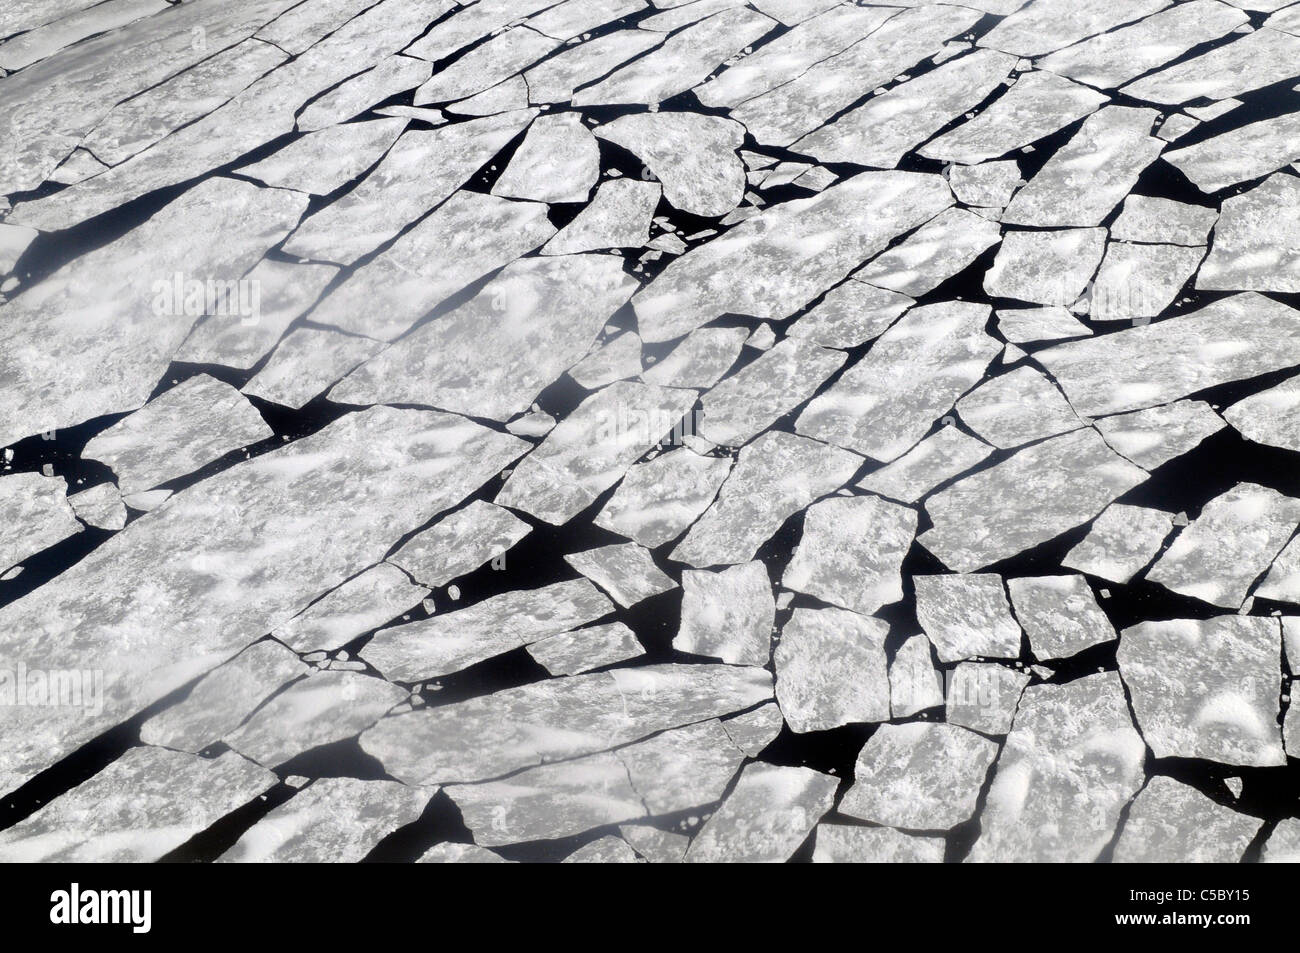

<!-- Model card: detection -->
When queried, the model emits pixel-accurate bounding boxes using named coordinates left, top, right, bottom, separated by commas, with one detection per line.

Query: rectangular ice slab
left=1118, top=616, right=1286, bottom=766
left=359, top=663, right=774, bottom=785
left=362, top=579, right=615, bottom=681
left=919, top=428, right=1148, bottom=572
left=1035, top=293, right=1300, bottom=417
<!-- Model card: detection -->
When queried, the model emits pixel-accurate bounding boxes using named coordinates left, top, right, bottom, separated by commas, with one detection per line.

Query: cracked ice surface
left=6, top=0, right=1300, bottom=866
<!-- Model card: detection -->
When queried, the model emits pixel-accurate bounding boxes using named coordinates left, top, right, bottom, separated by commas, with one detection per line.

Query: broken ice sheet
left=945, top=662, right=1030, bottom=736
left=543, top=179, right=660, bottom=255
left=594, top=448, right=732, bottom=549
left=564, top=543, right=675, bottom=608
left=920, top=70, right=1107, bottom=165
left=813, top=825, right=945, bottom=864
left=7, top=0, right=451, bottom=230
left=1198, top=172, right=1300, bottom=292
left=914, top=573, right=1021, bottom=663
left=282, top=110, right=536, bottom=265
left=242, top=327, right=385, bottom=410
left=448, top=75, right=530, bottom=117
left=947, top=161, right=1023, bottom=208
left=490, top=113, right=599, bottom=205
left=854, top=209, right=1001, bottom=297
left=331, top=254, right=636, bottom=415
left=796, top=301, right=1001, bottom=462
left=642, top=326, right=749, bottom=389
left=388, top=501, right=531, bottom=589
left=670, top=431, right=862, bottom=567
left=1002, top=107, right=1164, bottom=227
left=79, top=38, right=289, bottom=166
left=310, top=190, right=556, bottom=342
left=1224, top=372, right=1300, bottom=453
left=81, top=374, right=272, bottom=496
left=172, top=259, right=339, bottom=370
left=568, top=332, right=644, bottom=390
left=889, top=634, right=944, bottom=718
left=139, top=640, right=309, bottom=752
left=785, top=280, right=913, bottom=351
left=360, top=663, right=773, bottom=785
left=67, top=482, right=127, bottom=532
left=1006, top=575, right=1116, bottom=661
left=969, top=672, right=1145, bottom=862
left=684, top=763, right=837, bottom=863
left=1112, top=776, right=1262, bottom=863
left=296, top=54, right=433, bottom=131
left=729, top=5, right=982, bottom=147
left=919, top=428, right=1148, bottom=572
left=774, top=606, right=890, bottom=732
left=955, top=366, right=1082, bottom=449
left=840, top=723, right=999, bottom=830
left=1062, top=502, right=1176, bottom=583
left=362, top=579, right=614, bottom=681
left=983, top=228, right=1106, bottom=305
left=697, top=338, right=846, bottom=447
left=1094, top=399, right=1226, bottom=468
left=415, top=27, right=561, bottom=105
left=0, top=473, right=82, bottom=570
left=448, top=719, right=746, bottom=846
left=0, top=0, right=167, bottom=72
left=977, top=0, right=1170, bottom=57
left=793, top=49, right=1018, bottom=168
left=782, top=495, right=916, bottom=616
left=1036, top=0, right=1249, bottom=89
left=272, top=563, right=429, bottom=654
left=497, top=381, right=698, bottom=525
left=224, top=671, right=407, bottom=769
left=523, top=29, right=663, bottom=103
left=632, top=170, right=954, bottom=343
left=239, top=117, right=409, bottom=195
left=1146, top=482, right=1300, bottom=607
left=617, top=718, right=749, bottom=816
left=855, top=426, right=993, bottom=505
left=595, top=113, right=745, bottom=217
left=1122, top=25, right=1300, bottom=104
left=694, top=4, right=896, bottom=110
left=1118, top=615, right=1285, bottom=766
left=0, top=177, right=306, bottom=448
left=1087, top=242, right=1205, bottom=322
left=571, top=7, right=775, bottom=106
left=527, top=621, right=646, bottom=676
left=994, top=306, right=1091, bottom=344
left=1163, top=110, right=1300, bottom=193
left=720, top=703, right=783, bottom=757
left=674, top=561, right=774, bottom=666
left=1110, top=194, right=1219, bottom=246
left=219, top=777, right=429, bottom=863
left=527, top=0, right=646, bottom=40
left=0, top=748, right=273, bottom=863
left=619, top=824, right=689, bottom=864
left=1035, top=293, right=1300, bottom=417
